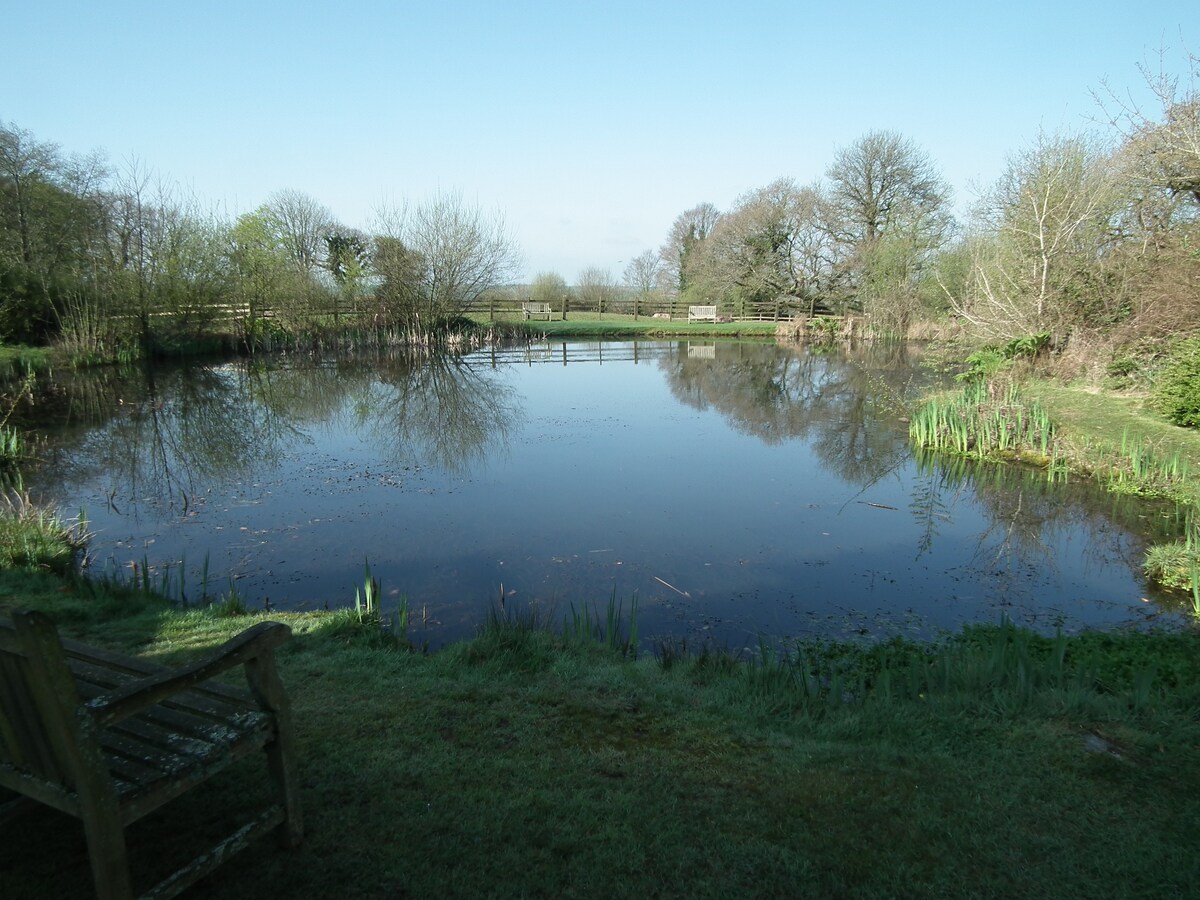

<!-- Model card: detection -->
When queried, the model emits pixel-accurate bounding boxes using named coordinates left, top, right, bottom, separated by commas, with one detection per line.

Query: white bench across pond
left=522, top=302, right=554, bottom=321
left=688, top=305, right=717, bottom=323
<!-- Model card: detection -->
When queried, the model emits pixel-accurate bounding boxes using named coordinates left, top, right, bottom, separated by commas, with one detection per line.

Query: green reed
left=565, top=589, right=639, bottom=657
left=354, top=559, right=381, bottom=624
left=909, top=383, right=1054, bottom=460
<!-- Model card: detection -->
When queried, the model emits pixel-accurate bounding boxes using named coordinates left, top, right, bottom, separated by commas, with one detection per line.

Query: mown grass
left=1, top=561, right=1198, bottom=898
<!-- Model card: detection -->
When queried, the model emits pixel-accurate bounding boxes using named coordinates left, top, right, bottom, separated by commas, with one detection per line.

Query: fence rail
left=104, top=295, right=819, bottom=331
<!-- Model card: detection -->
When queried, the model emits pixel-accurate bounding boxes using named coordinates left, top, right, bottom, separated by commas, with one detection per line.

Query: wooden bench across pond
left=522, top=302, right=554, bottom=321
left=0, top=611, right=303, bottom=899
left=688, top=305, right=718, bottom=323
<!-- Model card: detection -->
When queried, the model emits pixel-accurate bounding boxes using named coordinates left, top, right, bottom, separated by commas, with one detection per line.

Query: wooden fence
left=466, top=294, right=815, bottom=322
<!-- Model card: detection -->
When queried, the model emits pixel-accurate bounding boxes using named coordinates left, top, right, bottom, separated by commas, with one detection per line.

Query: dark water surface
left=23, top=340, right=1187, bottom=648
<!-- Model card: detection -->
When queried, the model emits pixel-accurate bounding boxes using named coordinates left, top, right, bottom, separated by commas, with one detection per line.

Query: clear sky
left=3, top=1, right=1196, bottom=283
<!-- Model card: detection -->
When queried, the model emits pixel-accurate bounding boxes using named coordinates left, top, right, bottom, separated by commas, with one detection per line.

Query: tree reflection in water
left=14, top=339, right=1188, bottom=639
left=23, top=348, right=520, bottom=519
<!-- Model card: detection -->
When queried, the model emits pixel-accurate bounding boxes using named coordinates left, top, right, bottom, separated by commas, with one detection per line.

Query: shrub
left=1152, top=336, right=1200, bottom=428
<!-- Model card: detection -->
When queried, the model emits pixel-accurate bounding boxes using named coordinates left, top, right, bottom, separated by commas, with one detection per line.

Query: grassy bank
left=1, top=562, right=1198, bottom=898
left=1026, top=380, right=1200, bottom=492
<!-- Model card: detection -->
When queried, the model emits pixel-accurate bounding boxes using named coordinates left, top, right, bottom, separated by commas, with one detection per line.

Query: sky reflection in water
left=26, top=340, right=1185, bottom=649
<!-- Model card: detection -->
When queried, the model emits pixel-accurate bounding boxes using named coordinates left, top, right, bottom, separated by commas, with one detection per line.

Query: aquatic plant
left=212, top=580, right=248, bottom=617
left=0, top=424, right=24, bottom=472
left=1098, top=427, right=1194, bottom=499
left=564, top=590, right=639, bottom=657
left=354, top=559, right=381, bottom=624
left=908, top=381, right=1054, bottom=460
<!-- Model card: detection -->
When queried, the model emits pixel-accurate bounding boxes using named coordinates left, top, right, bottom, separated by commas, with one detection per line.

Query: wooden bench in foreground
left=688, top=305, right=718, bottom=323
left=0, top=611, right=302, bottom=899
left=522, top=302, right=554, bottom=321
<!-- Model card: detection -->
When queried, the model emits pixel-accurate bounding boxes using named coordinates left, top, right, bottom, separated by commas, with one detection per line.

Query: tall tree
left=683, top=179, right=830, bottom=317
left=230, top=210, right=291, bottom=330
left=659, top=202, right=721, bottom=295
left=824, top=130, right=952, bottom=320
left=575, top=266, right=619, bottom=313
left=825, top=130, right=950, bottom=247
left=0, top=121, right=109, bottom=343
left=529, top=271, right=568, bottom=310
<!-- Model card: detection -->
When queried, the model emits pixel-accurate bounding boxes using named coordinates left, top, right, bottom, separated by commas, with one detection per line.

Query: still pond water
left=23, top=339, right=1189, bottom=649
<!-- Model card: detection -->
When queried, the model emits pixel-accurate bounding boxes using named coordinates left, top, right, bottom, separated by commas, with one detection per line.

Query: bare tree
left=1097, top=46, right=1200, bottom=207
left=622, top=250, right=663, bottom=298
left=263, top=188, right=337, bottom=274
left=373, top=192, right=521, bottom=328
left=825, top=130, right=950, bottom=247
left=949, top=132, right=1118, bottom=341
left=575, top=266, right=619, bottom=313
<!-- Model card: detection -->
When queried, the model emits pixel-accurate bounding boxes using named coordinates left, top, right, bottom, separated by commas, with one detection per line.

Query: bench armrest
left=87, top=622, right=292, bottom=727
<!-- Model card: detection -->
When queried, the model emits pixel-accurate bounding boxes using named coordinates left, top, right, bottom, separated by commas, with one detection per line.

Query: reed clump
left=0, top=488, right=90, bottom=574
left=1082, top=426, right=1195, bottom=501
left=908, top=380, right=1054, bottom=462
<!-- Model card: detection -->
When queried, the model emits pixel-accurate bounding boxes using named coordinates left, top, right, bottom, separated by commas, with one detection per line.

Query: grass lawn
left=1, top=572, right=1198, bottom=899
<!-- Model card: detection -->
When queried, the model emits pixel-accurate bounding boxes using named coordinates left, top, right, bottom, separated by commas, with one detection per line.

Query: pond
left=19, top=339, right=1189, bottom=649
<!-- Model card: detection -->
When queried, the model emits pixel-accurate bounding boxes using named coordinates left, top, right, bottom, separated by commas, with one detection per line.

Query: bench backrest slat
left=0, top=616, right=90, bottom=794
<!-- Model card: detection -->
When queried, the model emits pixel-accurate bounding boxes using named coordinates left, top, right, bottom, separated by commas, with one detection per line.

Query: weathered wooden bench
left=0, top=611, right=302, bottom=899
left=522, top=301, right=554, bottom=321
left=688, top=305, right=718, bottom=323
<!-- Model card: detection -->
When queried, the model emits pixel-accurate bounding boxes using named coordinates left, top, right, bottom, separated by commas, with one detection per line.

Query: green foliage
left=0, top=424, right=23, bottom=474
left=957, top=332, right=1050, bottom=384
left=354, top=559, right=381, bottom=624
left=1144, top=540, right=1200, bottom=593
left=957, top=348, right=1009, bottom=383
left=529, top=271, right=568, bottom=309
left=1152, top=335, right=1200, bottom=428
left=1003, top=331, right=1051, bottom=358
left=211, top=582, right=248, bottom=617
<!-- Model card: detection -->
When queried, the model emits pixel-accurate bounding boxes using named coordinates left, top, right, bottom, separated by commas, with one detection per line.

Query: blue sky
left=3, top=2, right=1196, bottom=283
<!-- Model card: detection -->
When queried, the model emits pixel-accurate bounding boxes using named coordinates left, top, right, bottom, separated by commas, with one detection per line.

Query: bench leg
left=80, top=802, right=134, bottom=900
left=245, top=654, right=304, bottom=848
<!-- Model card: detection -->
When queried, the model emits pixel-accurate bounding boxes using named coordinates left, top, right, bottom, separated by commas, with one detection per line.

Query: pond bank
left=1, top=568, right=1198, bottom=897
